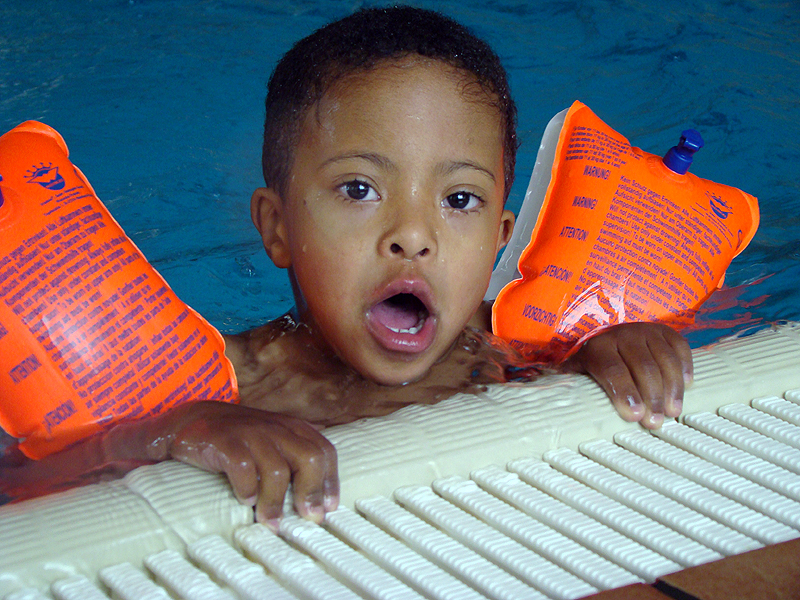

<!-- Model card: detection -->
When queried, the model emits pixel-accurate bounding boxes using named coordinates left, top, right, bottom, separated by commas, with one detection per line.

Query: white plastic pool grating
left=4, top=393, right=799, bottom=599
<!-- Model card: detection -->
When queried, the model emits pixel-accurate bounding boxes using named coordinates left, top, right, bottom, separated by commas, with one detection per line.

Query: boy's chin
left=355, top=357, right=435, bottom=387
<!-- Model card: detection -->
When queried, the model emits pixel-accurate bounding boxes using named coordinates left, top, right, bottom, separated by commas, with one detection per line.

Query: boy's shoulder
left=223, top=314, right=297, bottom=371
left=223, top=314, right=335, bottom=414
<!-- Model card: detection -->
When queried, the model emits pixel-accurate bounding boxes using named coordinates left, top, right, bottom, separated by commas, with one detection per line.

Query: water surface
left=2, top=0, right=798, bottom=347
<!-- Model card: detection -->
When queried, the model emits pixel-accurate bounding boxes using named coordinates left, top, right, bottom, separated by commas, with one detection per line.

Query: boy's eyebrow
left=321, top=154, right=496, bottom=183
left=437, top=160, right=496, bottom=183
left=320, top=152, right=398, bottom=173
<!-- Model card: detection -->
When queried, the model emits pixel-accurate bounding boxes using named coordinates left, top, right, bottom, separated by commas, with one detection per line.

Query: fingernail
left=324, top=495, right=338, bottom=512
left=624, top=395, right=645, bottom=416
left=668, top=398, right=683, bottom=417
left=263, top=518, right=281, bottom=533
left=624, top=394, right=641, bottom=408
left=304, top=503, right=325, bottom=523
left=239, top=495, right=257, bottom=507
left=646, top=413, right=664, bottom=428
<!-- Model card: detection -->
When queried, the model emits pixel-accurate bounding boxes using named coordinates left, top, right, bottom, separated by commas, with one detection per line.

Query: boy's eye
left=444, top=191, right=482, bottom=211
left=339, top=180, right=378, bottom=202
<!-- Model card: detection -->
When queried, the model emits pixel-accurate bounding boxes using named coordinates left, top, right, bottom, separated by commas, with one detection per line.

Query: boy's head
left=261, top=5, right=517, bottom=201
left=252, top=6, right=516, bottom=386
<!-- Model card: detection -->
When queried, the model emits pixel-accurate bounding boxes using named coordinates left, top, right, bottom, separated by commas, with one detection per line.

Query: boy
left=1, top=6, right=691, bottom=528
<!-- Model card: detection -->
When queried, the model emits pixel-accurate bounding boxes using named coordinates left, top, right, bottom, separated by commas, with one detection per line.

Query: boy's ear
left=251, top=187, right=291, bottom=269
left=496, top=209, right=515, bottom=252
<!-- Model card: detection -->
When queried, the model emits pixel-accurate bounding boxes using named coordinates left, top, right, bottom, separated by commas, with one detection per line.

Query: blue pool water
left=2, top=0, right=798, bottom=348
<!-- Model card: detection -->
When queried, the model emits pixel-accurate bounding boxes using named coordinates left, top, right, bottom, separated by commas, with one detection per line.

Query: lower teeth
left=388, top=313, right=426, bottom=335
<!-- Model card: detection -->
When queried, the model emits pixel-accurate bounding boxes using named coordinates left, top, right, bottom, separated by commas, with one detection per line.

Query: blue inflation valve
left=662, top=129, right=704, bottom=174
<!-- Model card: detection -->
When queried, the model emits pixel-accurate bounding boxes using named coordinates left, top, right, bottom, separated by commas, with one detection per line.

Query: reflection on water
left=683, top=276, right=772, bottom=346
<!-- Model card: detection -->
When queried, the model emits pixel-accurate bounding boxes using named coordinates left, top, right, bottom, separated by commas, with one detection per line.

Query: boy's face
left=253, top=58, right=514, bottom=385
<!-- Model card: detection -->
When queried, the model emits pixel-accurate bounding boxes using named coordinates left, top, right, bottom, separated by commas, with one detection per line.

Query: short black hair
left=262, top=5, right=517, bottom=200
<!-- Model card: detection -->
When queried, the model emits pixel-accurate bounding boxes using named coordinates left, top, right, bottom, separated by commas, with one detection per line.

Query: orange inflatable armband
left=0, top=121, right=238, bottom=458
left=492, top=101, right=759, bottom=363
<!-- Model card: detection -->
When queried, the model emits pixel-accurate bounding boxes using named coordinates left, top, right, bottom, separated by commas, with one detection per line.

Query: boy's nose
left=378, top=201, right=438, bottom=261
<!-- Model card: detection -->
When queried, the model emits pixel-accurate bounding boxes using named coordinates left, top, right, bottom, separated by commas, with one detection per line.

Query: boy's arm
left=135, top=401, right=340, bottom=525
left=563, top=322, right=693, bottom=429
left=477, top=301, right=692, bottom=428
left=1, top=400, right=339, bottom=527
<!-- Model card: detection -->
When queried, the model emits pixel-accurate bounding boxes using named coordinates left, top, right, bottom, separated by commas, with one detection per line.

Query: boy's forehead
left=302, top=58, right=504, bottom=142
left=329, top=57, right=496, bottom=105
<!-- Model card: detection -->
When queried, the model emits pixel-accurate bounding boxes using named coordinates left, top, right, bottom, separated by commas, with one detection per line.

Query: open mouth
left=366, top=286, right=436, bottom=354
left=371, top=293, right=429, bottom=334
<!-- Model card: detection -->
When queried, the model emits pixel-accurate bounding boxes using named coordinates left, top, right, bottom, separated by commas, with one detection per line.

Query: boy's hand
left=1, top=401, right=339, bottom=527
left=563, top=322, right=693, bottom=429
